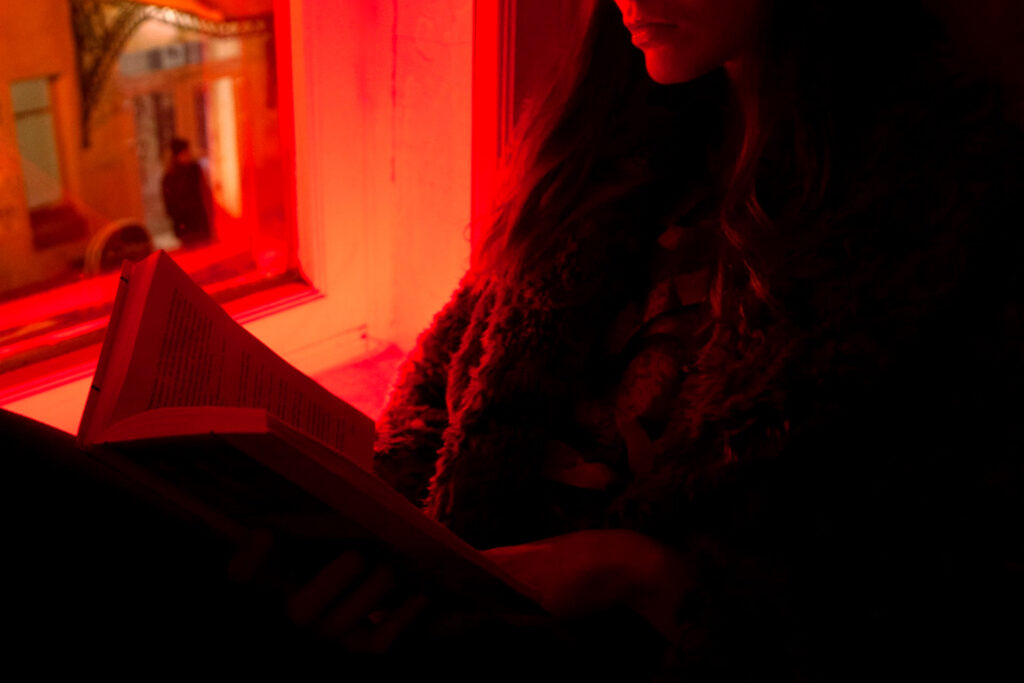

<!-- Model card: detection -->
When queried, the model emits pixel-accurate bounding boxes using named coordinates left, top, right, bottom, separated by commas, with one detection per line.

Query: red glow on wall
left=471, top=0, right=501, bottom=254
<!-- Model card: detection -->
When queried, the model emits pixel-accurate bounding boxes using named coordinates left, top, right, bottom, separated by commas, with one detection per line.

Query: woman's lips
left=627, top=22, right=679, bottom=48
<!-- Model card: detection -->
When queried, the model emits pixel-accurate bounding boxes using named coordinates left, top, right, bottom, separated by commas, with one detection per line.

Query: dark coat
left=373, top=91, right=1024, bottom=679
left=162, top=159, right=213, bottom=243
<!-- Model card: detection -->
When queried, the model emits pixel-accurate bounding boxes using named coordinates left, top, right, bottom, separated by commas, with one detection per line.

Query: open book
left=78, top=250, right=541, bottom=614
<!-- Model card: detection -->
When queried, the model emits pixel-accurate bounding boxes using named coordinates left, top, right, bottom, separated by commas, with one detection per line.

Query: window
left=3, top=0, right=474, bottom=433
left=0, top=0, right=305, bottom=403
left=11, top=76, right=88, bottom=253
left=12, top=78, right=66, bottom=213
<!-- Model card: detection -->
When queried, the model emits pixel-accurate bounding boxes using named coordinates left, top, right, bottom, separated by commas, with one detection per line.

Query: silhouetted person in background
left=162, top=137, right=213, bottom=247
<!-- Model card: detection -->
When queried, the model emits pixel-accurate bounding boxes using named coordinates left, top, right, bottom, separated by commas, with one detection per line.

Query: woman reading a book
left=293, top=0, right=1023, bottom=679
left=4, top=0, right=1019, bottom=679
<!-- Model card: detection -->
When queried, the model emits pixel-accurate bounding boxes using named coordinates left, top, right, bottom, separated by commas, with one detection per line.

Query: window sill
left=0, top=260, right=317, bottom=406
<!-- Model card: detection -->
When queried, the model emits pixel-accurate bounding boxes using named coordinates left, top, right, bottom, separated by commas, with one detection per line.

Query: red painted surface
left=273, top=0, right=301, bottom=271
left=470, top=0, right=500, bottom=257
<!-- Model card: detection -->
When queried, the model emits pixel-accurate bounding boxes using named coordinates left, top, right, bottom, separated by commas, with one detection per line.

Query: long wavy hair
left=479, top=0, right=965, bottom=277
left=476, top=0, right=1006, bottom=446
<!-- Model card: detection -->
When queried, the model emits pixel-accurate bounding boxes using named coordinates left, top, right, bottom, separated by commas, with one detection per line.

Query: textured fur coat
left=373, top=92, right=1023, bottom=678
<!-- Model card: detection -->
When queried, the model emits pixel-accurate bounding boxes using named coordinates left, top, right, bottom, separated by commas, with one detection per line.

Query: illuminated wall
left=276, top=0, right=473, bottom=351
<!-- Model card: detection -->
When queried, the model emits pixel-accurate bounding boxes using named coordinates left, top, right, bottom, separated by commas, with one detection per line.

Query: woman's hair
left=476, top=0, right=702, bottom=280
left=480, top=0, right=962, bottom=281
left=477, top=0, right=1010, bottom=440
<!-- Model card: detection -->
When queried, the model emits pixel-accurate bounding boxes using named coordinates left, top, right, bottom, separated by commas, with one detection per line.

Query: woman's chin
left=642, top=54, right=712, bottom=85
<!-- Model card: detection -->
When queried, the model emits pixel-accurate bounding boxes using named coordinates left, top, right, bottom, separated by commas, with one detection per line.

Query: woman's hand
left=483, top=529, right=693, bottom=640
left=227, top=530, right=430, bottom=654
left=285, top=549, right=431, bottom=653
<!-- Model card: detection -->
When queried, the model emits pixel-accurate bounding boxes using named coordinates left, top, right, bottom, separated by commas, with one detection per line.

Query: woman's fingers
left=226, top=528, right=275, bottom=584
left=318, top=564, right=397, bottom=639
left=285, top=549, right=430, bottom=652
left=287, top=550, right=367, bottom=625
left=340, top=593, right=431, bottom=654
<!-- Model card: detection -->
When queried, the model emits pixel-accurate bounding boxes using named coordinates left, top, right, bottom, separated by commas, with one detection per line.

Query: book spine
left=76, top=260, right=137, bottom=446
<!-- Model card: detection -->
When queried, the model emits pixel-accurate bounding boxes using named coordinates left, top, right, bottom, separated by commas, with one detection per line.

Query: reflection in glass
left=0, top=0, right=293, bottom=381
left=12, top=78, right=65, bottom=211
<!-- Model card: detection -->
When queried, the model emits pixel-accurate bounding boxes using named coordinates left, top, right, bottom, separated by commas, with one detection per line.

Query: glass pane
left=10, top=78, right=51, bottom=113
left=15, top=110, right=64, bottom=208
left=0, top=1, right=298, bottom=380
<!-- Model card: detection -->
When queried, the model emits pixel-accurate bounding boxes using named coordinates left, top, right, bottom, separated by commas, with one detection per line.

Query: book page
left=78, top=256, right=160, bottom=446
left=95, top=252, right=373, bottom=462
left=77, top=253, right=541, bottom=614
